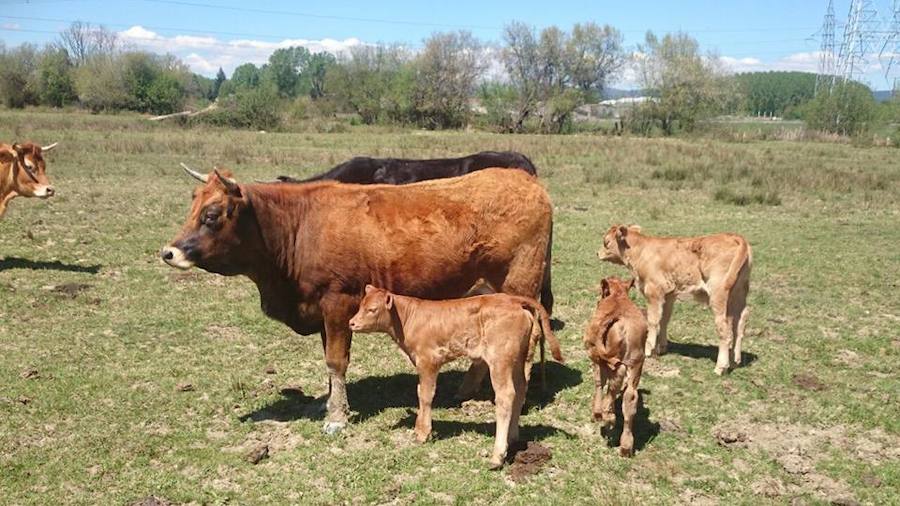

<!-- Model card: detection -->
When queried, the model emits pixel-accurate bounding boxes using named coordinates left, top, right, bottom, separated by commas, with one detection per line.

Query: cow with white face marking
left=0, top=142, right=58, bottom=218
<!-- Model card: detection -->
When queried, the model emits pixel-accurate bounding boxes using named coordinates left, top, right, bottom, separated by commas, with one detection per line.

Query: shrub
left=713, top=187, right=781, bottom=206
left=802, top=81, right=876, bottom=136
left=197, top=85, right=282, bottom=130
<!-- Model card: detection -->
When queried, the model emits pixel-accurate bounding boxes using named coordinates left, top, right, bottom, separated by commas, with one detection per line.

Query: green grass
left=1, top=110, right=898, bottom=505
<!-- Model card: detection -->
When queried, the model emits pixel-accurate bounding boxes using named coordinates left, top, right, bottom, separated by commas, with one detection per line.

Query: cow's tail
left=723, top=236, right=752, bottom=294
left=540, top=221, right=555, bottom=316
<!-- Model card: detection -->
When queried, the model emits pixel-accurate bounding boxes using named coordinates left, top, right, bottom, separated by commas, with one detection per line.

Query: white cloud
left=1, top=22, right=21, bottom=30
left=116, top=25, right=364, bottom=76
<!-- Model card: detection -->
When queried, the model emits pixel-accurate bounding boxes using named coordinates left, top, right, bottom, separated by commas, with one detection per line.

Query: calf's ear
left=364, top=284, right=376, bottom=294
left=384, top=294, right=393, bottom=310
left=616, top=225, right=631, bottom=248
left=600, top=279, right=611, bottom=298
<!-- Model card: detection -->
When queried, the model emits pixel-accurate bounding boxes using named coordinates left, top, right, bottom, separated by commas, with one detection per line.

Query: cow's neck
left=243, top=185, right=312, bottom=281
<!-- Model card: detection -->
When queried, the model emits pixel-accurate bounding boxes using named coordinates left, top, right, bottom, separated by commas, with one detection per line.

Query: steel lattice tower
left=834, top=0, right=880, bottom=88
left=816, top=0, right=837, bottom=95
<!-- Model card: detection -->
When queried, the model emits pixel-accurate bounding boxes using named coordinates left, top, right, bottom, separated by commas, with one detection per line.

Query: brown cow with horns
left=161, top=165, right=553, bottom=433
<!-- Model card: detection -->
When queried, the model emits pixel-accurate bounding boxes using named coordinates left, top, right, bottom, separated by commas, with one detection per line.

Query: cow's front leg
left=644, top=289, right=665, bottom=357
left=0, top=192, right=17, bottom=218
left=321, top=296, right=356, bottom=434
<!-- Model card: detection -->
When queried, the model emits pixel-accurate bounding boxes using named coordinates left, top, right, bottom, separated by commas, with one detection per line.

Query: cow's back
left=291, top=169, right=551, bottom=301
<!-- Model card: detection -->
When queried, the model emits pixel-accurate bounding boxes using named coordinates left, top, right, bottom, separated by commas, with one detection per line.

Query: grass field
left=1, top=110, right=898, bottom=505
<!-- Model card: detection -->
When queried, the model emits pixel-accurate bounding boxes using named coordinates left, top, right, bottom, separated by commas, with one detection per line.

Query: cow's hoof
left=322, top=421, right=347, bottom=435
left=488, top=455, right=505, bottom=470
left=619, top=446, right=634, bottom=458
left=714, top=366, right=729, bottom=376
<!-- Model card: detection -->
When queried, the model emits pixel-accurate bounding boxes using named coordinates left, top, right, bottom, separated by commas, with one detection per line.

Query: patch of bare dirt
left=129, top=496, right=170, bottom=506
left=792, top=373, right=827, bottom=391
left=175, top=382, right=194, bottom=392
left=507, top=442, right=552, bottom=482
left=20, top=367, right=40, bottom=380
left=224, top=420, right=308, bottom=460
left=659, top=417, right=684, bottom=434
left=679, top=488, right=719, bottom=505
left=642, top=359, right=680, bottom=378
left=204, top=324, right=246, bottom=341
left=168, top=271, right=202, bottom=283
left=713, top=417, right=900, bottom=504
left=246, top=444, right=269, bottom=464
left=460, top=399, right=493, bottom=418
left=45, top=282, right=92, bottom=298
left=834, top=349, right=861, bottom=369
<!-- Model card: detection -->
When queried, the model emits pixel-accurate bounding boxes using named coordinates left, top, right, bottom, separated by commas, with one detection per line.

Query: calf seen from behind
left=583, top=276, right=648, bottom=457
left=348, top=285, right=563, bottom=469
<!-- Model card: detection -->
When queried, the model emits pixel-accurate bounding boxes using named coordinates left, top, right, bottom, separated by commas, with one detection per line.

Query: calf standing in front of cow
left=583, top=276, right=647, bottom=457
left=348, top=285, right=564, bottom=469
left=598, top=225, right=752, bottom=375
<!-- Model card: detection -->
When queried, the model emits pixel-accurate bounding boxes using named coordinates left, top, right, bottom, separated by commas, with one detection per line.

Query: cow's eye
left=203, top=211, right=219, bottom=224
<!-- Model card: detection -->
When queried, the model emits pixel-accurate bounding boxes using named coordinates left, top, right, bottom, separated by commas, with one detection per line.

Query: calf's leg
left=507, top=356, right=528, bottom=445
left=658, top=294, right=676, bottom=355
left=710, top=291, right=734, bottom=375
left=487, top=361, right=515, bottom=469
left=599, top=366, right=624, bottom=434
left=619, top=365, right=642, bottom=457
left=643, top=289, right=665, bottom=357
left=455, top=360, right=489, bottom=401
left=415, top=361, right=439, bottom=443
left=730, top=282, right=750, bottom=366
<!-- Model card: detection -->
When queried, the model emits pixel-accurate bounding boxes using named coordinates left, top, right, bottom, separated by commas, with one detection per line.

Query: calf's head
left=598, top=224, right=641, bottom=265
left=161, top=164, right=256, bottom=275
left=2, top=142, right=57, bottom=198
left=348, top=285, right=394, bottom=333
left=600, top=276, right=635, bottom=299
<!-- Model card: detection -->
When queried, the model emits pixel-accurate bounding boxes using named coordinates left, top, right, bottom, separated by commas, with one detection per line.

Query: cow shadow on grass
left=0, top=257, right=101, bottom=274
left=390, top=409, right=572, bottom=443
left=667, top=340, right=758, bottom=368
left=600, top=388, right=660, bottom=454
left=241, top=361, right=582, bottom=425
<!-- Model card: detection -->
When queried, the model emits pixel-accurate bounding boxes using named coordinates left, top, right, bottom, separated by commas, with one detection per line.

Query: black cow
left=276, top=150, right=537, bottom=185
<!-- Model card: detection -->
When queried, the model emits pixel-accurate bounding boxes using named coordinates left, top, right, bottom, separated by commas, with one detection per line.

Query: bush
left=38, top=48, right=77, bottom=107
left=803, top=82, right=876, bottom=136
left=198, top=85, right=282, bottom=130
left=713, top=187, right=781, bottom=206
left=74, top=57, right=130, bottom=112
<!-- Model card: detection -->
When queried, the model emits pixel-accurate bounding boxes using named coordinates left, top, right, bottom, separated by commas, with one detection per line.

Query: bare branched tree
left=57, top=22, right=119, bottom=66
left=414, top=31, right=486, bottom=128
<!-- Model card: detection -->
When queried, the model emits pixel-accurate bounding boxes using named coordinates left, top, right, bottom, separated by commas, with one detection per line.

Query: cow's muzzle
left=161, top=246, right=195, bottom=269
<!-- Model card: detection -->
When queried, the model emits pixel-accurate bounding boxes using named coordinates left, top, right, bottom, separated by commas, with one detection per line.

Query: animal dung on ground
left=175, top=382, right=194, bottom=392
left=507, top=442, right=552, bottom=482
left=20, top=367, right=40, bottom=380
left=246, top=444, right=269, bottom=465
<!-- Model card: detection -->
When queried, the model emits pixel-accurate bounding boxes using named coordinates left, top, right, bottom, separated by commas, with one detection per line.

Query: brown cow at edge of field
left=161, top=166, right=553, bottom=433
left=0, top=142, right=58, bottom=219
left=348, top=285, right=563, bottom=468
left=583, top=276, right=647, bottom=457
left=597, top=225, right=752, bottom=375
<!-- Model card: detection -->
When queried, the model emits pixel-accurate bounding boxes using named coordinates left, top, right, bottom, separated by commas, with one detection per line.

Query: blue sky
left=1, top=0, right=897, bottom=89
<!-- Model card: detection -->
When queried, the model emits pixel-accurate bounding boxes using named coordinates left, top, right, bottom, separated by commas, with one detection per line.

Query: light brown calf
left=583, top=277, right=648, bottom=457
left=598, top=225, right=752, bottom=375
left=348, top=285, right=563, bottom=468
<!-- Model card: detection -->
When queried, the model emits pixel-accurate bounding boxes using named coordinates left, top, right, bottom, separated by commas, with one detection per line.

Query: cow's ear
left=384, top=294, right=393, bottom=310
left=364, top=284, right=376, bottom=294
left=616, top=225, right=630, bottom=247
left=0, top=147, right=16, bottom=164
left=600, top=279, right=610, bottom=298
left=11, top=143, right=24, bottom=156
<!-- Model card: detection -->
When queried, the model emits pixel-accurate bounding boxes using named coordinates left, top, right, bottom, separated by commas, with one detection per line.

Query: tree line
left=1, top=21, right=896, bottom=137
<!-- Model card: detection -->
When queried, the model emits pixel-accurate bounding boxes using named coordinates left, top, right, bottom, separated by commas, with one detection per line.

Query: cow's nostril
left=46, top=187, right=55, bottom=196
left=162, top=249, right=174, bottom=261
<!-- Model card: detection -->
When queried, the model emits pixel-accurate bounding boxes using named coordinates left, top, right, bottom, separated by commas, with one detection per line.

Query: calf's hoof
left=488, top=454, right=505, bottom=470
left=414, top=430, right=431, bottom=444
left=714, top=365, right=730, bottom=376
left=619, top=446, right=634, bottom=458
left=322, top=421, right=347, bottom=435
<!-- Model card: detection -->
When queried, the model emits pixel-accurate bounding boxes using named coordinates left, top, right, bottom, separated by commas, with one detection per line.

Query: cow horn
left=42, top=142, right=58, bottom=152
left=180, top=163, right=209, bottom=183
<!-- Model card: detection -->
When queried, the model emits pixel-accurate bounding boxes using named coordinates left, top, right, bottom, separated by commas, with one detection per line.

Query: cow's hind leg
left=710, top=290, right=734, bottom=376
left=619, top=365, right=641, bottom=457
left=488, top=361, right=515, bottom=469
left=730, top=280, right=750, bottom=367
left=455, top=360, right=489, bottom=401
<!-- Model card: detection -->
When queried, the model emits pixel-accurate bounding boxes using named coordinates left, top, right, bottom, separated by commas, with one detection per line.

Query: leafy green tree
left=263, top=46, right=311, bottom=97
left=736, top=71, right=816, bottom=118
left=211, top=67, right=226, bottom=99
left=0, top=43, right=40, bottom=108
left=307, top=52, right=336, bottom=99
left=412, top=31, right=485, bottom=129
left=803, top=81, right=876, bottom=136
left=38, top=48, right=77, bottom=107
left=231, top=63, right=261, bottom=90
left=633, top=31, right=731, bottom=134
left=327, top=45, right=414, bottom=124
left=74, top=55, right=130, bottom=112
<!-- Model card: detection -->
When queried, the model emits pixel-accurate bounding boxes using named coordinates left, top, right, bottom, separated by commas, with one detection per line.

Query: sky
left=1, top=0, right=897, bottom=90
